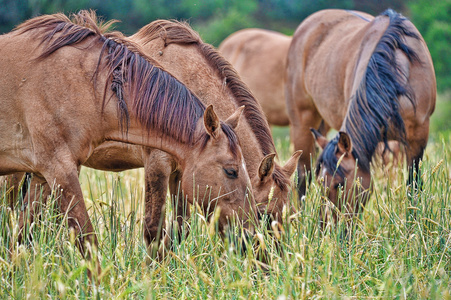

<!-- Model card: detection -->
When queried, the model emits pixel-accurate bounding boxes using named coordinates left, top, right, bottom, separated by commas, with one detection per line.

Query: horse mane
left=319, top=9, right=420, bottom=177
left=133, top=20, right=276, bottom=154
left=134, top=20, right=290, bottom=190
left=14, top=11, right=240, bottom=154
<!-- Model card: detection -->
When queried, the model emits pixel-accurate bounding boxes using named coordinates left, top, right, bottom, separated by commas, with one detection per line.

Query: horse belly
left=83, top=142, right=144, bottom=172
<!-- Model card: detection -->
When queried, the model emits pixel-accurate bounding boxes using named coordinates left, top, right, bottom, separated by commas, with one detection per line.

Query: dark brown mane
left=13, top=10, right=240, bottom=154
left=134, top=20, right=289, bottom=188
left=133, top=20, right=276, bottom=155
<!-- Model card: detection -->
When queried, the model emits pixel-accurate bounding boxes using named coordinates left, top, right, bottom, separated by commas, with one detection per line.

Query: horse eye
left=223, top=168, right=238, bottom=179
left=334, top=182, right=344, bottom=190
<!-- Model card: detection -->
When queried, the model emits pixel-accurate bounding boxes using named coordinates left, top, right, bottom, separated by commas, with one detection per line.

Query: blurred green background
left=1, top=0, right=449, bottom=132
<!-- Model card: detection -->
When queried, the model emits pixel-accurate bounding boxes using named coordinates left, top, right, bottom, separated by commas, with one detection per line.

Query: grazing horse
left=285, top=9, right=436, bottom=220
left=5, top=19, right=301, bottom=256
left=100, top=20, right=301, bottom=252
left=0, top=11, right=255, bottom=260
left=219, top=29, right=292, bottom=126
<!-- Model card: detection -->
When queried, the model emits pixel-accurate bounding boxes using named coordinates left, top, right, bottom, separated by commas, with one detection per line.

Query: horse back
left=219, top=28, right=290, bottom=69
left=219, top=29, right=292, bottom=126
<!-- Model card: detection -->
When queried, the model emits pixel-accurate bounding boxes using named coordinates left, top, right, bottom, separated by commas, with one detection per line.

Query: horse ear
left=225, top=105, right=245, bottom=130
left=204, top=105, right=220, bottom=139
left=258, top=153, right=276, bottom=181
left=338, top=131, right=352, bottom=154
left=310, top=128, right=328, bottom=150
left=282, top=150, right=303, bottom=177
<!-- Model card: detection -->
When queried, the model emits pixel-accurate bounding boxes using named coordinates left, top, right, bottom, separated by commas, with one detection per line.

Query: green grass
left=1, top=126, right=450, bottom=299
left=430, top=93, right=451, bottom=137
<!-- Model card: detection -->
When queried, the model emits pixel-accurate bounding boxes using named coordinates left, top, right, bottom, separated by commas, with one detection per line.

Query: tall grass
left=0, top=130, right=450, bottom=299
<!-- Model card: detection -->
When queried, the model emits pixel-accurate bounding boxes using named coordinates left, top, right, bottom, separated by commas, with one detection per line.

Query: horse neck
left=103, top=111, right=195, bottom=167
left=137, top=39, right=267, bottom=179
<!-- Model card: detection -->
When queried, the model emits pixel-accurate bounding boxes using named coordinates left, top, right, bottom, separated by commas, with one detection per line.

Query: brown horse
left=6, top=18, right=301, bottom=256
left=92, top=20, right=301, bottom=253
left=217, top=28, right=403, bottom=172
left=219, top=29, right=292, bottom=126
left=285, top=9, right=436, bottom=220
left=0, top=11, right=255, bottom=260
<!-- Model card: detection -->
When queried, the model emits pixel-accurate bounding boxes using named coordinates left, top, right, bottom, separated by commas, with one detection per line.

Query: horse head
left=312, top=129, right=372, bottom=223
left=251, top=150, right=302, bottom=223
left=181, top=105, right=256, bottom=233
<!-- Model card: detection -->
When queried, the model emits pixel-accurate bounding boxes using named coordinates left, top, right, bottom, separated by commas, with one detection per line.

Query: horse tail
left=344, top=9, right=421, bottom=171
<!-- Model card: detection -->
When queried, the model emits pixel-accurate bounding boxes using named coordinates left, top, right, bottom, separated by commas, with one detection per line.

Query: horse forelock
left=272, top=166, right=290, bottom=192
left=135, top=20, right=277, bottom=158
left=343, top=9, right=421, bottom=172
left=316, top=137, right=348, bottom=179
left=16, top=10, right=208, bottom=145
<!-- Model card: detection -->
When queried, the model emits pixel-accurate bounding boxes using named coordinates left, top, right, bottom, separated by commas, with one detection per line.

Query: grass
left=430, top=92, right=451, bottom=135
left=1, top=126, right=450, bottom=298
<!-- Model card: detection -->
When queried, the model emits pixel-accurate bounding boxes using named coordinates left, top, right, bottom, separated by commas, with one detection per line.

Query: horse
left=285, top=9, right=436, bottom=221
left=218, top=28, right=402, bottom=176
left=92, top=20, right=301, bottom=253
left=0, top=11, right=255, bottom=263
left=219, top=29, right=292, bottom=126
left=5, top=17, right=302, bottom=257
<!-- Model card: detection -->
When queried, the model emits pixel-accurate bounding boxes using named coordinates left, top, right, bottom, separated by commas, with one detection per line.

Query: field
left=0, top=97, right=450, bottom=299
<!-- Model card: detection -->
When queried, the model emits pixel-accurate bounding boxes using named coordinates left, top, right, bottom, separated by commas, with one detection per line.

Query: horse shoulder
left=3, top=32, right=107, bottom=167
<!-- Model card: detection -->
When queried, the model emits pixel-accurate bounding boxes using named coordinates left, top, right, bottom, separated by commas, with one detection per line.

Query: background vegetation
left=1, top=0, right=450, bottom=93
left=0, top=0, right=450, bottom=298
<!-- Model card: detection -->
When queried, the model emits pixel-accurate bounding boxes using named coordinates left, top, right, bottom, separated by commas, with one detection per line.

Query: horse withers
left=0, top=11, right=255, bottom=266
left=285, top=9, right=436, bottom=222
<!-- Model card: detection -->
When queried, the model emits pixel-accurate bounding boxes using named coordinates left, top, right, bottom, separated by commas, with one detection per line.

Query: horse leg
left=406, top=141, right=426, bottom=191
left=42, top=163, right=100, bottom=275
left=17, top=163, right=84, bottom=243
left=159, top=169, right=190, bottom=256
left=290, top=110, right=322, bottom=198
left=405, top=119, right=430, bottom=192
left=17, top=174, right=52, bottom=245
left=1, top=172, right=27, bottom=210
left=317, top=120, right=331, bottom=136
left=142, top=149, right=173, bottom=259
left=169, top=169, right=189, bottom=242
